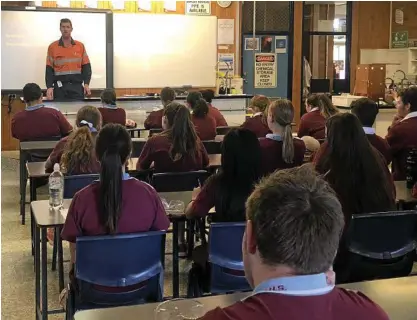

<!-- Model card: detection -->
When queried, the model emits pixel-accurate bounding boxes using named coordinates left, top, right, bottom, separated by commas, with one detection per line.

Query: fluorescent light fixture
left=57, top=0, right=71, bottom=7
left=138, top=0, right=152, bottom=11
left=85, top=0, right=98, bottom=8
left=164, top=0, right=177, bottom=11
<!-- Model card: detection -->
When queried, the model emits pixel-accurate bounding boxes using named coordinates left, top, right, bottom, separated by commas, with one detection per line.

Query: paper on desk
left=60, top=208, right=68, bottom=221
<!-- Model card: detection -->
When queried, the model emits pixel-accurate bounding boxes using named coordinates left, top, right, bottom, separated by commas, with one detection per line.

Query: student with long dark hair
left=98, top=88, right=127, bottom=126
left=186, top=128, right=261, bottom=222
left=138, top=102, right=209, bottom=172
left=241, top=95, right=271, bottom=138
left=259, top=99, right=306, bottom=175
left=144, top=87, right=176, bottom=129
left=200, top=89, right=228, bottom=127
left=186, top=92, right=217, bottom=141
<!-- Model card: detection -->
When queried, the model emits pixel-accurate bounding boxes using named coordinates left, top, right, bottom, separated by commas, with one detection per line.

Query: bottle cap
left=53, top=163, right=60, bottom=172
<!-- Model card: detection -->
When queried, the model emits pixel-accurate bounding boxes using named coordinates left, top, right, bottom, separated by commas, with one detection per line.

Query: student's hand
left=192, top=187, right=201, bottom=201
left=46, top=88, right=54, bottom=100
left=84, top=84, right=91, bottom=96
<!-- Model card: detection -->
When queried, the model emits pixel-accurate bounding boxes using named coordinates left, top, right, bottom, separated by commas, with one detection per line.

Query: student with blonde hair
left=241, top=95, right=271, bottom=138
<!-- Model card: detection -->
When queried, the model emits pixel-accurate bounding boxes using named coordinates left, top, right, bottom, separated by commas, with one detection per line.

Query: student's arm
left=144, top=111, right=162, bottom=130
left=297, top=116, right=309, bottom=138
left=55, top=111, right=73, bottom=136
left=45, top=137, right=68, bottom=173
left=11, top=116, right=20, bottom=140
left=120, top=108, right=127, bottom=125
left=185, top=177, right=216, bottom=219
left=61, top=194, right=82, bottom=262
left=216, top=110, right=228, bottom=127
left=385, top=126, right=403, bottom=155
left=199, top=140, right=209, bottom=167
left=150, top=187, right=170, bottom=230
left=137, top=139, right=154, bottom=170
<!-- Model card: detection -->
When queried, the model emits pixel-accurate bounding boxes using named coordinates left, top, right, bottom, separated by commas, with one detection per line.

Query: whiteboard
left=1, top=10, right=107, bottom=90
left=113, top=14, right=217, bottom=88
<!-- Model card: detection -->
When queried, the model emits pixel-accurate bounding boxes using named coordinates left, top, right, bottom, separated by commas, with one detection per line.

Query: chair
left=151, top=170, right=211, bottom=192
left=63, top=174, right=100, bottom=199
left=341, top=210, right=417, bottom=283
left=216, top=126, right=237, bottom=136
left=149, top=128, right=163, bottom=137
left=66, top=231, right=166, bottom=318
left=131, top=139, right=147, bottom=158
left=202, top=141, right=222, bottom=155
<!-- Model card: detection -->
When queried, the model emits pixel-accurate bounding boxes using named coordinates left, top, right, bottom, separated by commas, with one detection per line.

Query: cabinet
left=354, top=64, right=386, bottom=102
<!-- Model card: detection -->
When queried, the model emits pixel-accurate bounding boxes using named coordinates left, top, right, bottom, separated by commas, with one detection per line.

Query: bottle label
left=49, top=177, right=61, bottom=188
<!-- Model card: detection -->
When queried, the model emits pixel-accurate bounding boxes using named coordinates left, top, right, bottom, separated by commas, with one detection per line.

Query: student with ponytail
left=259, top=99, right=306, bottom=175
left=186, top=91, right=217, bottom=141
left=200, top=89, right=228, bottom=127
left=98, top=88, right=127, bottom=126
left=138, top=102, right=209, bottom=172
left=241, top=95, right=272, bottom=138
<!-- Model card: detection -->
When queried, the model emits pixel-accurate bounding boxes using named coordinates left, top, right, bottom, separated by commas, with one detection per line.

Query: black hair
left=160, top=87, right=176, bottom=106
left=351, top=98, right=378, bottom=127
left=187, top=91, right=209, bottom=118
left=399, top=86, right=417, bottom=112
left=23, top=83, right=42, bottom=103
left=95, top=124, right=132, bottom=234
left=60, top=18, right=72, bottom=27
left=101, top=88, right=117, bottom=106
left=200, top=89, right=215, bottom=103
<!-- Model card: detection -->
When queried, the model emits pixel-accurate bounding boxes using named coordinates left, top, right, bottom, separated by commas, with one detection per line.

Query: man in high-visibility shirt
left=45, top=18, right=92, bottom=101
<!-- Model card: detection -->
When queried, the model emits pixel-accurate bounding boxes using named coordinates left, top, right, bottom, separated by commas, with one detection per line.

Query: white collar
left=401, top=111, right=417, bottom=121
left=310, top=107, right=319, bottom=112
left=252, top=112, right=263, bottom=117
left=363, top=127, right=375, bottom=135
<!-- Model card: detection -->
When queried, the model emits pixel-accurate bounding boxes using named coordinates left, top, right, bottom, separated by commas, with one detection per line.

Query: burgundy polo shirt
left=11, top=106, right=73, bottom=141
left=61, top=178, right=170, bottom=243
left=144, top=109, right=164, bottom=130
left=137, top=133, right=209, bottom=172
left=191, top=115, right=217, bottom=141
left=298, top=109, right=326, bottom=140
left=366, top=134, right=392, bottom=165
left=386, top=115, right=417, bottom=180
left=259, top=137, right=306, bottom=176
left=98, top=107, right=126, bottom=126
left=241, top=114, right=271, bottom=138
left=200, top=288, right=389, bottom=320
left=208, top=104, right=228, bottom=127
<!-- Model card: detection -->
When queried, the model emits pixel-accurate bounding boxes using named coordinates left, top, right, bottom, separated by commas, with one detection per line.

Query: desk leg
left=41, top=228, right=48, bottom=320
left=172, top=220, right=179, bottom=298
left=35, top=226, right=40, bottom=320
left=20, top=151, right=27, bottom=225
left=57, top=227, right=64, bottom=292
left=187, top=220, right=195, bottom=259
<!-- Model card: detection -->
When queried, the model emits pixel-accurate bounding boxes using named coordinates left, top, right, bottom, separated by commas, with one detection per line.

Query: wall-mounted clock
left=217, top=1, right=232, bottom=8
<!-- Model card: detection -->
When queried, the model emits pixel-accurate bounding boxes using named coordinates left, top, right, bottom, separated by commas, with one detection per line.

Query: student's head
left=306, top=94, right=338, bottom=119
left=60, top=106, right=102, bottom=174
left=186, top=91, right=209, bottom=118
left=60, top=18, right=73, bottom=38
left=162, top=102, right=199, bottom=160
left=250, top=95, right=270, bottom=114
left=267, top=99, right=295, bottom=163
left=351, top=98, right=378, bottom=127
left=243, top=165, right=344, bottom=287
left=100, top=89, right=117, bottom=106
left=95, top=124, right=132, bottom=234
left=160, top=87, right=175, bottom=107
left=23, top=83, right=43, bottom=105
left=397, top=87, right=417, bottom=117
left=200, top=89, right=215, bottom=104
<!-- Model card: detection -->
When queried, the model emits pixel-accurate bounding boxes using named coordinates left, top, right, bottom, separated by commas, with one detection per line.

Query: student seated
left=12, top=83, right=73, bottom=141
left=200, top=166, right=389, bottom=320
left=200, top=89, right=228, bottom=127
left=187, top=92, right=217, bottom=141
left=351, top=98, right=392, bottom=165
left=60, top=124, right=170, bottom=295
left=298, top=94, right=338, bottom=140
left=98, top=89, right=126, bottom=126
left=259, top=99, right=306, bottom=175
left=144, top=87, right=175, bottom=129
left=241, top=95, right=271, bottom=138
left=45, top=105, right=102, bottom=174
left=186, top=128, right=261, bottom=222
left=386, top=87, right=417, bottom=180
left=137, top=102, right=209, bottom=172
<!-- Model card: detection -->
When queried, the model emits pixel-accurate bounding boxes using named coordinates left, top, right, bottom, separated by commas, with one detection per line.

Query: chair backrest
left=202, top=140, right=222, bottom=155
left=216, top=126, right=236, bottom=136
left=75, top=231, right=166, bottom=305
left=152, top=170, right=210, bottom=192
left=64, top=174, right=99, bottom=199
left=346, top=210, right=417, bottom=259
left=208, top=222, right=250, bottom=293
left=149, top=128, right=163, bottom=137
left=131, top=139, right=147, bottom=157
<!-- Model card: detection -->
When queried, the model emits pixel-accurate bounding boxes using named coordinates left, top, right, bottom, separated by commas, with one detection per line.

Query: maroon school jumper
left=241, top=114, right=271, bottom=138
left=208, top=104, right=228, bottom=127
left=144, top=109, right=164, bottom=129
left=98, top=106, right=126, bottom=126
left=366, top=134, right=392, bottom=165
left=191, top=115, right=217, bottom=141
left=298, top=109, right=326, bottom=140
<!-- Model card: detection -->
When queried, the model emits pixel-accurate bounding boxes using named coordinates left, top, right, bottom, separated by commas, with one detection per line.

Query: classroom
left=1, top=1, right=417, bottom=319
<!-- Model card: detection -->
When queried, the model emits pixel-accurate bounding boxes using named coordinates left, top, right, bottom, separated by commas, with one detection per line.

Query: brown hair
left=101, top=89, right=117, bottom=106
left=306, top=94, right=339, bottom=119
left=60, top=18, right=72, bottom=27
left=246, top=165, right=344, bottom=274
left=187, top=91, right=209, bottom=118
left=269, top=99, right=295, bottom=164
left=162, top=102, right=199, bottom=161
left=160, top=87, right=176, bottom=107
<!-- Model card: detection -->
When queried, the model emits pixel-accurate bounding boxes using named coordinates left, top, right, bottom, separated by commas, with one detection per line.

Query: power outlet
left=8, top=94, right=16, bottom=99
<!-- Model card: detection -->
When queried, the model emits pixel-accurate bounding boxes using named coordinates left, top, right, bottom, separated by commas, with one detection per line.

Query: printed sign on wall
left=254, top=53, right=277, bottom=88
left=186, top=1, right=211, bottom=15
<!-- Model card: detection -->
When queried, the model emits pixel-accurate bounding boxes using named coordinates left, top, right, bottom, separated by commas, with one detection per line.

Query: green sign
left=391, top=31, right=408, bottom=48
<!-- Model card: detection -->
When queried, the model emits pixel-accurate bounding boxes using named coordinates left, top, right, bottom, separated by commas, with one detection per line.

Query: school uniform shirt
left=191, top=115, right=217, bottom=141
left=144, top=109, right=163, bottom=130
left=297, top=108, right=326, bottom=140
left=241, top=113, right=271, bottom=138
left=98, top=105, right=126, bottom=126
left=137, top=133, right=209, bottom=172
left=61, top=177, right=170, bottom=243
left=259, top=135, right=306, bottom=176
left=208, top=104, right=228, bottom=127
left=363, top=127, right=392, bottom=165
left=386, top=112, right=417, bottom=180
left=200, top=288, right=389, bottom=320
left=11, top=104, right=73, bottom=141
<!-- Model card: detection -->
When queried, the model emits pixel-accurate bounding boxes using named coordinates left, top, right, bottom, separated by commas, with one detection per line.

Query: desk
left=128, top=155, right=221, bottom=172
left=32, top=192, right=192, bottom=319
left=73, top=276, right=417, bottom=320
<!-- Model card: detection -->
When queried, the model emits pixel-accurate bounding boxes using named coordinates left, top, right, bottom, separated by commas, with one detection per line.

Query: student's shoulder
left=293, top=137, right=307, bottom=148
left=259, top=137, right=275, bottom=147
left=124, top=178, right=160, bottom=196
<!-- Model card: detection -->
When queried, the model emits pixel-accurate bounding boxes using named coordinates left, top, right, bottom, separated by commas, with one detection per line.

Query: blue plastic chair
left=66, top=231, right=166, bottom=318
left=63, top=174, right=100, bottom=199
left=208, top=222, right=250, bottom=294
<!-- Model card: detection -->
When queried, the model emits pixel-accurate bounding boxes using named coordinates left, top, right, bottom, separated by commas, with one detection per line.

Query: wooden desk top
left=395, top=181, right=416, bottom=203
left=74, top=277, right=417, bottom=320
left=20, top=140, right=59, bottom=151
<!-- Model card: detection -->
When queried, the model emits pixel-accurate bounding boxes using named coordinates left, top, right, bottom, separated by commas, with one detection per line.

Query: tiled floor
left=1, top=153, right=191, bottom=320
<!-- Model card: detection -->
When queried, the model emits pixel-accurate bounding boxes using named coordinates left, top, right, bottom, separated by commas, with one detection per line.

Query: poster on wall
left=395, top=9, right=404, bottom=25
left=218, top=53, right=234, bottom=75
left=185, top=1, right=211, bottom=15
left=217, top=19, right=234, bottom=45
left=261, top=36, right=273, bottom=53
left=244, top=38, right=259, bottom=50
left=254, top=53, right=277, bottom=88
left=275, top=36, right=287, bottom=54
left=391, top=31, right=408, bottom=48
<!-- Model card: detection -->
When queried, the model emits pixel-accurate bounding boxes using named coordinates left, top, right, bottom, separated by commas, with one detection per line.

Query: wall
left=392, top=2, right=417, bottom=44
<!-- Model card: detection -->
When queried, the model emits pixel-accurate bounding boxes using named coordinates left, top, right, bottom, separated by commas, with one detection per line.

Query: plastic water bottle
left=49, top=163, right=64, bottom=209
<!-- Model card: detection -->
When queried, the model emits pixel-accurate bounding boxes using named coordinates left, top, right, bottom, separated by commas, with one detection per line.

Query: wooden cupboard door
left=355, top=64, right=370, bottom=96
left=1, top=96, right=24, bottom=151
